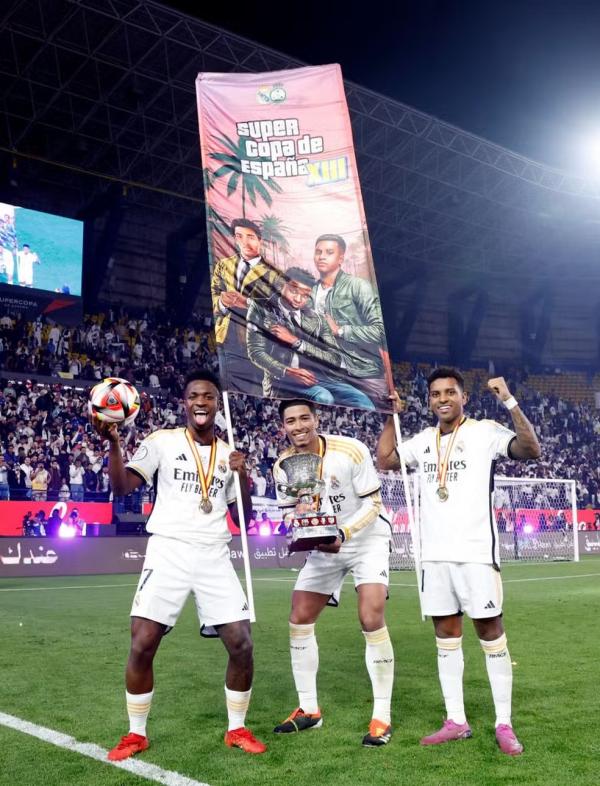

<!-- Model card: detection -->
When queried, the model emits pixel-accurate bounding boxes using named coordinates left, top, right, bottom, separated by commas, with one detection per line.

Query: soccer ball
left=88, top=377, right=141, bottom=426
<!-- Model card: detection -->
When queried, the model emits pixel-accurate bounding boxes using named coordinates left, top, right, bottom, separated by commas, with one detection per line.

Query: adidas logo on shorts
left=379, top=570, right=388, bottom=578
left=175, top=453, right=187, bottom=461
left=242, top=602, right=249, bottom=611
left=484, top=600, right=496, bottom=609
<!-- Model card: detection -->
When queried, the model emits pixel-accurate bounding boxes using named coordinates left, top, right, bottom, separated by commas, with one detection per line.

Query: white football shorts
left=420, top=561, right=504, bottom=619
left=131, top=534, right=250, bottom=629
left=294, top=529, right=391, bottom=598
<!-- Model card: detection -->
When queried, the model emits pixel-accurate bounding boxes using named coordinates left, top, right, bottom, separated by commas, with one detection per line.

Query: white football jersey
left=274, top=433, right=390, bottom=545
left=400, top=418, right=515, bottom=564
left=17, top=251, right=36, bottom=279
left=127, top=428, right=236, bottom=544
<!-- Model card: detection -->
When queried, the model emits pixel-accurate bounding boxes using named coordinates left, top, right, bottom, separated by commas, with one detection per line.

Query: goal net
left=380, top=473, right=578, bottom=570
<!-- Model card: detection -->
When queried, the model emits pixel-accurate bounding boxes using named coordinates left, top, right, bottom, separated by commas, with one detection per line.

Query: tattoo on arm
left=508, top=407, right=541, bottom=460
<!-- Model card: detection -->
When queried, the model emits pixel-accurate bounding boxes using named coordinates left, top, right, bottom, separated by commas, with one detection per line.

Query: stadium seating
left=1, top=312, right=598, bottom=509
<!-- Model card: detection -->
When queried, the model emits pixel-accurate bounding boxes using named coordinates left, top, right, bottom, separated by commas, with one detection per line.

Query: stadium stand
left=1, top=313, right=599, bottom=515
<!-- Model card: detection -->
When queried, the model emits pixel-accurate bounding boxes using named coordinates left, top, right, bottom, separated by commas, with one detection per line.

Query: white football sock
left=225, top=686, right=252, bottom=731
left=126, top=689, right=153, bottom=736
left=480, top=634, right=513, bottom=726
left=363, top=626, right=394, bottom=724
left=436, top=636, right=466, bottom=725
left=290, top=622, right=319, bottom=714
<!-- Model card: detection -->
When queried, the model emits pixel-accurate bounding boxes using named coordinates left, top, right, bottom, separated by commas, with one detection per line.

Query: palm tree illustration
left=260, top=214, right=291, bottom=267
left=203, top=167, right=233, bottom=260
left=209, top=133, right=282, bottom=218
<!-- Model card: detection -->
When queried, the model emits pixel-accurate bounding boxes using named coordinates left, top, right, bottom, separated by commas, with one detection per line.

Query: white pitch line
left=0, top=582, right=137, bottom=592
left=502, top=572, right=600, bottom=584
left=1, top=572, right=599, bottom=594
left=0, top=711, right=211, bottom=786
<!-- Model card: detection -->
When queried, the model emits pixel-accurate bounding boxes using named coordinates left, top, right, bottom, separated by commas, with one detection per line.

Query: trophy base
left=288, top=515, right=339, bottom=553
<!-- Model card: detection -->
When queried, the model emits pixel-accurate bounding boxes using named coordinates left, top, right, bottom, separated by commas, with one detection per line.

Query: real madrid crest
left=329, top=475, right=340, bottom=490
left=218, top=460, right=227, bottom=475
left=256, top=83, right=287, bottom=104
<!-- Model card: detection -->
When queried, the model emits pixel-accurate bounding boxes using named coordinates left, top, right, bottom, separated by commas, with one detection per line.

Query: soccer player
left=273, top=399, right=395, bottom=747
left=93, top=369, right=266, bottom=759
left=376, top=367, right=541, bottom=755
left=311, top=234, right=388, bottom=407
left=16, top=243, right=40, bottom=287
left=0, top=214, right=16, bottom=284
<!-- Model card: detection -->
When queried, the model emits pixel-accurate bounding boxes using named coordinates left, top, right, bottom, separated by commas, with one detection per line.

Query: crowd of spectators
left=0, top=311, right=599, bottom=519
left=0, top=307, right=217, bottom=390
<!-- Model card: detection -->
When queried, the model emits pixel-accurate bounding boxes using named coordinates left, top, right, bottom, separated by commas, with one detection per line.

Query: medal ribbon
left=436, top=417, right=466, bottom=491
left=185, top=429, right=217, bottom=506
left=314, top=436, right=325, bottom=508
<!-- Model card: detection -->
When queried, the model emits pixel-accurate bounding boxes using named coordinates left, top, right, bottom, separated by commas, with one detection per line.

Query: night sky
left=165, top=0, right=600, bottom=175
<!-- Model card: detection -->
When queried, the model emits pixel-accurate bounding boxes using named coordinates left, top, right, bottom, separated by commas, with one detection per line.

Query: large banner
left=0, top=501, right=112, bottom=536
left=0, top=287, right=82, bottom=325
left=196, top=65, right=392, bottom=412
left=1, top=534, right=597, bottom=578
left=0, top=535, right=306, bottom=577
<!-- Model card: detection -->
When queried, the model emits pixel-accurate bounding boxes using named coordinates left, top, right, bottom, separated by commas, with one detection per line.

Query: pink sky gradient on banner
left=197, top=64, right=374, bottom=277
left=196, top=64, right=392, bottom=411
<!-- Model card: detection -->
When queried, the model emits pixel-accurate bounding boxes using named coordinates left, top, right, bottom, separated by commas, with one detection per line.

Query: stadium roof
left=2, top=0, right=600, bottom=291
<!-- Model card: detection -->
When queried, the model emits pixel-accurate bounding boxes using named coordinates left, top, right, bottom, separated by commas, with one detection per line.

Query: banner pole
left=222, top=390, right=256, bottom=623
left=392, top=411, right=424, bottom=619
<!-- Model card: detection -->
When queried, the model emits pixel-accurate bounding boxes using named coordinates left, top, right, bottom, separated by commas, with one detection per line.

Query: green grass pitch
left=1, top=560, right=599, bottom=786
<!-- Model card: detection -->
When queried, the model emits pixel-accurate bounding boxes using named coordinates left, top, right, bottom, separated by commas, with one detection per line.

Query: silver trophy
left=277, top=453, right=339, bottom=552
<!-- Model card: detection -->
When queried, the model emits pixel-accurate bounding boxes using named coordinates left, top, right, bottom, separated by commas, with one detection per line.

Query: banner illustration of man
left=197, top=64, right=393, bottom=411
left=246, top=266, right=375, bottom=409
left=311, top=233, right=388, bottom=408
left=211, top=217, right=280, bottom=388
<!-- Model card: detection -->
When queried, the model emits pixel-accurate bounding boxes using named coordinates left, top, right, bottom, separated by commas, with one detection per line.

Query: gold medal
left=200, top=497, right=213, bottom=514
left=435, top=416, right=465, bottom=502
left=185, top=430, right=217, bottom=515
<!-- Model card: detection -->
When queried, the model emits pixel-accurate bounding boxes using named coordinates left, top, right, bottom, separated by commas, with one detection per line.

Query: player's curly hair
left=183, top=369, right=222, bottom=394
left=427, top=366, right=465, bottom=391
left=278, top=399, right=317, bottom=419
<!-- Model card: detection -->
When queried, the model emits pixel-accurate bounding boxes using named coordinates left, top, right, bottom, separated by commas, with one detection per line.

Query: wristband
left=503, top=396, right=518, bottom=411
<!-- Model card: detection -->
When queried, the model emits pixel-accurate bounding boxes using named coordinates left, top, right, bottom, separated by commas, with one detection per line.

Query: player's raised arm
left=92, top=417, right=144, bottom=496
left=376, top=390, right=404, bottom=471
left=487, top=377, right=541, bottom=460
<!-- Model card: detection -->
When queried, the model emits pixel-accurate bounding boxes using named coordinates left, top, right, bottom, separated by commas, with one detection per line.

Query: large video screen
left=0, top=202, right=84, bottom=296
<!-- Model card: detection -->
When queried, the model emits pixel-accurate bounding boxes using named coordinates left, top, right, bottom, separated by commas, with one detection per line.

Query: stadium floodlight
left=588, top=138, right=600, bottom=165
left=579, top=133, right=600, bottom=176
